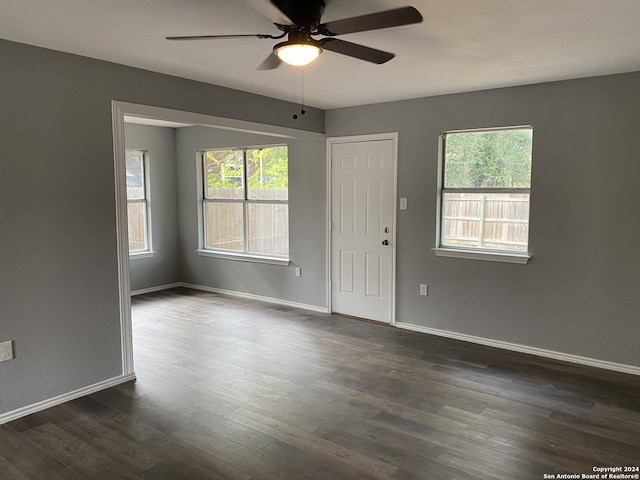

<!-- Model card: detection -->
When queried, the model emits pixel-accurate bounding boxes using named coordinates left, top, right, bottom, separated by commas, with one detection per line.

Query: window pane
left=442, top=193, right=530, bottom=252
left=247, top=203, right=289, bottom=256
left=127, top=202, right=147, bottom=251
left=126, top=150, right=145, bottom=200
left=204, top=202, right=244, bottom=251
left=247, top=146, right=288, bottom=200
left=444, top=129, right=532, bottom=188
left=204, top=149, right=244, bottom=199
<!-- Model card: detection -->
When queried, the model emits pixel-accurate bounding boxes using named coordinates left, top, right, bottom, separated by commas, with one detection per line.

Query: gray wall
left=125, top=124, right=180, bottom=292
left=0, top=39, right=323, bottom=416
left=176, top=126, right=327, bottom=308
left=325, top=72, right=640, bottom=368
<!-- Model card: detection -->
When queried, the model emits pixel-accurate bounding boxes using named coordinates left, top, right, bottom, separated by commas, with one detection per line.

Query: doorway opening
left=112, top=101, right=326, bottom=377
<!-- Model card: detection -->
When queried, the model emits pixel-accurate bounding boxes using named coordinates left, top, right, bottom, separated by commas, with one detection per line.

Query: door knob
left=382, top=239, right=389, bottom=246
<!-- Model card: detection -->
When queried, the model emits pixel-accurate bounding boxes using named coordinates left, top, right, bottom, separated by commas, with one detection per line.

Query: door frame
left=326, top=133, right=398, bottom=325
left=112, top=100, right=326, bottom=377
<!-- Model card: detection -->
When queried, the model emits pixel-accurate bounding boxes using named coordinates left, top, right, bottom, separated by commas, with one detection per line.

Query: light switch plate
left=399, top=198, right=408, bottom=210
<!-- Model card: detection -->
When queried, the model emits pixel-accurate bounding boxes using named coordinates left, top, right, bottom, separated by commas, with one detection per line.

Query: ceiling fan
left=166, top=0, right=423, bottom=69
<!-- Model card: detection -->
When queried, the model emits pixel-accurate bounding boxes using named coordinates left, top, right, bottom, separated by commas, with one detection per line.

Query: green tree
left=444, top=129, right=532, bottom=188
left=247, top=146, right=288, bottom=191
left=205, top=149, right=243, bottom=190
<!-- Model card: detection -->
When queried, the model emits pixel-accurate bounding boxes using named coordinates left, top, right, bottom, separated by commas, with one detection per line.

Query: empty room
left=1, top=1, right=639, bottom=479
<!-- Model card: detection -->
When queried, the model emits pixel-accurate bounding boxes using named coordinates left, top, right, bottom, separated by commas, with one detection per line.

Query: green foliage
left=247, top=146, right=288, bottom=190
left=205, top=149, right=243, bottom=190
left=204, top=146, right=288, bottom=191
left=444, top=129, right=532, bottom=188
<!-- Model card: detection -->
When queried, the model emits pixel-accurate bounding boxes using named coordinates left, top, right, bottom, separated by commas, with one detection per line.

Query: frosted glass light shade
left=275, top=43, right=322, bottom=66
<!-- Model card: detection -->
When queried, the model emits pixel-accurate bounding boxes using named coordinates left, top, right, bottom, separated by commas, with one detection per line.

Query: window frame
left=126, top=149, right=153, bottom=257
left=198, top=145, right=290, bottom=266
left=433, top=126, right=533, bottom=264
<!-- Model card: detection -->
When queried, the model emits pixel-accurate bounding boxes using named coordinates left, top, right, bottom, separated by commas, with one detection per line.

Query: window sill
left=129, top=251, right=155, bottom=259
left=197, top=250, right=290, bottom=266
left=432, top=247, right=531, bottom=264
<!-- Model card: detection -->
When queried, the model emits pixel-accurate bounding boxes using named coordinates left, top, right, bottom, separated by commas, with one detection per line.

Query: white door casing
left=329, top=135, right=397, bottom=323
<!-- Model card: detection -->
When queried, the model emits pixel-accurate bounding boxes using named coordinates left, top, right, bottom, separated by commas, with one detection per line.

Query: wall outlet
left=0, top=340, right=14, bottom=363
left=420, top=284, right=428, bottom=296
left=295, top=267, right=301, bottom=277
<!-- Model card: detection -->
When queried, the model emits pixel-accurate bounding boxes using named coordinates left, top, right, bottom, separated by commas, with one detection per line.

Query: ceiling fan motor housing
left=272, top=0, right=325, bottom=27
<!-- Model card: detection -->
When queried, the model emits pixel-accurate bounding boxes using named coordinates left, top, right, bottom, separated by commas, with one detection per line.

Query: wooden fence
left=127, top=203, right=147, bottom=252
left=128, top=191, right=528, bottom=255
left=442, top=193, right=530, bottom=251
left=204, top=188, right=289, bottom=256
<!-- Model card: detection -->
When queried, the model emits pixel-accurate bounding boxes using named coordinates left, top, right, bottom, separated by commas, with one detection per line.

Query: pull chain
left=293, top=69, right=306, bottom=120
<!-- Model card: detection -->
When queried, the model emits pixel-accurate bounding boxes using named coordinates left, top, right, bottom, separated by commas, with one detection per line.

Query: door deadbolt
left=382, top=239, right=389, bottom=246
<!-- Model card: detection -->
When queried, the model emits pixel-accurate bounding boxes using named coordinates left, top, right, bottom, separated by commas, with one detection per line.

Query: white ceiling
left=2, top=0, right=640, bottom=109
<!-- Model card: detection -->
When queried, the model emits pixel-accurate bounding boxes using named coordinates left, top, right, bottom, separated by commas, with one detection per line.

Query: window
left=435, top=126, right=533, bottom=263
left=201, top=145, right=289, bottom=261
left=126, top=149, right=151, bottom=254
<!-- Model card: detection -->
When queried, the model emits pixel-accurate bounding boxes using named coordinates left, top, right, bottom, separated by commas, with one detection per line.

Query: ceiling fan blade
left=316, top=6, right=423, bottom=36
left=166, top=33, right=281, bottom=41
left=257, top=53, right=282, bottom=70
left=320, top=38, right=395, bottom=64
left=245, top=0, right=294, bottom=26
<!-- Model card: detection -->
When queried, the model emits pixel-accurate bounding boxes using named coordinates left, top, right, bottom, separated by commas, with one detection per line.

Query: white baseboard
left=179, top=283, right=329, bottom=314
left=0, top=373, right=136, bottom=425
left=131, top=283, right=182, bottom=296
left=395, top=322, right=640, bottom=376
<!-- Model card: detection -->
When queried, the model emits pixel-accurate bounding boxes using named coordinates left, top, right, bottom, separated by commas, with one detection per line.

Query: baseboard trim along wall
left=395, top=322, right=640, bottom=377
left=131, top=283, right=183, bottom=296
left=0, top=373, right=136, bottom=426
left=180, top=283, right=329, bottom=314
left=131, top=282, right=329, bottom=314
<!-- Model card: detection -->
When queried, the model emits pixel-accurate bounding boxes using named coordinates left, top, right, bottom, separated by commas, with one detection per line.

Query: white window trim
left=199, top=146, right=290, bottom=264
left=126, top=149, right=153, bottom=257
left=196, top=249, right=290, bottom=266
left=432, top=247, right=530, bottom=264
left=129, top=251, right=155, bottom=259
left=434, top=126, right=533, bottom=264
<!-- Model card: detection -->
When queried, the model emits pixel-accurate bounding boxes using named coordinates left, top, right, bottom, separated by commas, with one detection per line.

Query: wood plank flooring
left=1, top=287, right=639, bottom=479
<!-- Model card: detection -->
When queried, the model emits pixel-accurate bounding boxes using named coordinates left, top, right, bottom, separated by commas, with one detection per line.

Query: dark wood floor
left=2, top=288, right=639, bottom=479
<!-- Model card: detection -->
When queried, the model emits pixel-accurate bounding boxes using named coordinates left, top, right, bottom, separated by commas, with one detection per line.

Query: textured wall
left=326, top=72, right=640, bottom=368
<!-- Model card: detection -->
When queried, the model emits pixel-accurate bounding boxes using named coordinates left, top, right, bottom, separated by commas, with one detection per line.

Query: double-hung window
left=126, top=149, right=151, bottom=254
left=435, top=126, right=533, bottom=263
left=201, top=145, right=289, bottom=262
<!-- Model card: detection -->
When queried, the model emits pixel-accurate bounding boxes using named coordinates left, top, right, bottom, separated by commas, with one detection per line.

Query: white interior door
left=330, top=137, right=395, bottom=323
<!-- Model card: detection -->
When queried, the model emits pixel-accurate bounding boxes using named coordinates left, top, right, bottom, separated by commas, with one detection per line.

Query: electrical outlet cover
left=0, top=340, right=14, bottom=362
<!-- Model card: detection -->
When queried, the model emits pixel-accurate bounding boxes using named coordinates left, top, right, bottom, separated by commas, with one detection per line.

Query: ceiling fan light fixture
left=274, top=41, right=322, bottom=66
